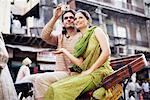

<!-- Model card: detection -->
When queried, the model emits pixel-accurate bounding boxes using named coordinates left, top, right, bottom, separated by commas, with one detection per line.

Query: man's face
left=63, top=12, right=75, bottom=28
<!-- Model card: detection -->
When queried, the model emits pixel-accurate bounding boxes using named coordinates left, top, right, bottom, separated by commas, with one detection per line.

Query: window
left=136, top=25, right=141, bottom=41
left=117, top=26, right=127, bottom=38
left=117, top=46, right=127, bottom=56
left=106, top=24, right=114, bottom=36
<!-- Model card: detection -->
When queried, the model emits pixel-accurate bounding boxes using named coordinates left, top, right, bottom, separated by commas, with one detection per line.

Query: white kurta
left=0, top=65, right=18, bottom=100
left=142, top=82, right=149, bottom=92
left=0, top=0, right=17, bottom=99
left=0, top=33, right=17, bottom=100
left=15, top=65, right=30, bottom=83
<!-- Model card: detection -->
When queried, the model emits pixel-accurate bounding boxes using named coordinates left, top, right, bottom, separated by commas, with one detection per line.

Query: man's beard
left=66, top=25, right=75, bottom=29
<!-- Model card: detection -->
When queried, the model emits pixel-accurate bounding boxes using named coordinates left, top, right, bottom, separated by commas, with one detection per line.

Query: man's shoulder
left=77, top=32, right=82, bottom=36
left=20, top=65, right=28, bottom=69
left=57, top=33, right=64, bottom=39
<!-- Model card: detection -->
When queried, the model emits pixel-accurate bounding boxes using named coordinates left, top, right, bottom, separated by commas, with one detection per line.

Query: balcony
left=109, top=35, right=127, bottom=46
left=122, top=2, right=145, bottom=14
left=94, top=0, right=112, bottom=3
left=109, top=35, right=149, bottom=48
left=30, top=27, right=43, bottom=37
left=127, top=39, right=149, bottom=47
left=85, top=0, right=145, bottom=15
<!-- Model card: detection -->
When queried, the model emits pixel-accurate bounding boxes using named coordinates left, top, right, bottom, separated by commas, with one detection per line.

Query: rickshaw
left=15, top=54, right=147, bottom=100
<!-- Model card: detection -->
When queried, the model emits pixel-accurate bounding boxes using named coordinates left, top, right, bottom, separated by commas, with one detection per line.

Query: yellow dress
left=44, top=30, right=116, bottom=100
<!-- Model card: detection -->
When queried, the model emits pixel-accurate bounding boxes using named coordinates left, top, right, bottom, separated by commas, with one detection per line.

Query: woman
left=44, top=10, right=121, bottom=100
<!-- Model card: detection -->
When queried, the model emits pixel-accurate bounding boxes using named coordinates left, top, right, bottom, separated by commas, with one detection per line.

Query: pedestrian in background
left=142, top=80, right=149, bottom=99
left=15, top=57, right=32, bottom=83
left=0, top=32, right=18, bottom=100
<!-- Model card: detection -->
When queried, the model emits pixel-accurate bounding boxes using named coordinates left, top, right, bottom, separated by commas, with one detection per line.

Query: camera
left=61, top=5, right=70, bottom=11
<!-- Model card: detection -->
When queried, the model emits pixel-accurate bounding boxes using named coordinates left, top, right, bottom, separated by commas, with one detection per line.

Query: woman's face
left=74, top=12, right=89, bottom=30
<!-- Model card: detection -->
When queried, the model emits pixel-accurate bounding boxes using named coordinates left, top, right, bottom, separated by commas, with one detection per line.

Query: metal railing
left=109, top=35, right=149, bottom=47
left=30, top=27, right=43, bottom=37
left=127, top=39, right=149, bottom=47
left=92, top=0, right=145, bottom=14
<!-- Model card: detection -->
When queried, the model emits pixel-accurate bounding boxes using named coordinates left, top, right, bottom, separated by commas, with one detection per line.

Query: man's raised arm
left=41, top=5, right=63, bottom=45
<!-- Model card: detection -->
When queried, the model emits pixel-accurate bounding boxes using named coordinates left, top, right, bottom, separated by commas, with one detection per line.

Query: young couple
left=36, top=4, right=122, bottom=100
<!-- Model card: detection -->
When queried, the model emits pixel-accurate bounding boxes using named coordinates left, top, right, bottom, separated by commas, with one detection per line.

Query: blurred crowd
left=126, top=74, right=149, bottom=100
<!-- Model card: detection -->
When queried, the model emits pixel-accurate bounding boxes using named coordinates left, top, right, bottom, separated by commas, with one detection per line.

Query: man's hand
left=53, top=4, right=64, bottom=19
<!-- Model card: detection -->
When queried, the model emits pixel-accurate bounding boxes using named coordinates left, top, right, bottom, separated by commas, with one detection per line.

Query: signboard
left=39, top=63, right=55, bottom=70
left=37, top=51, right=56, bottom=62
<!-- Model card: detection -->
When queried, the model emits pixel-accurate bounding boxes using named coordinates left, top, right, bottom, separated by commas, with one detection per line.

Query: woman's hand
left=53, top=48, right=83, bottom=67
left=79, top=69, right=93, bottom=77
left=53, top=48, right=66, bottom=54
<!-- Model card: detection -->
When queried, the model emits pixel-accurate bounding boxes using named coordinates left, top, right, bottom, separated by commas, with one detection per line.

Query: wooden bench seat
left=78, top=54, right=148, bottom=99
left=102, top=54, right=147, bottom=89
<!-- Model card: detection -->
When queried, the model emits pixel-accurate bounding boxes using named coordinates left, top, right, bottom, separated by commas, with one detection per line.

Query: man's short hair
left=62, top=9, right=76, bottom=35
left=62, top=9, right=76, bottom=22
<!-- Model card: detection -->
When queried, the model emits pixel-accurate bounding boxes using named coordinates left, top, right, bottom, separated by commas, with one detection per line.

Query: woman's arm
left=54, top=48, right=83, bottom=66
left=90, top=27, right=110, bottom=71
left=81, top=27, right=111, bottom=76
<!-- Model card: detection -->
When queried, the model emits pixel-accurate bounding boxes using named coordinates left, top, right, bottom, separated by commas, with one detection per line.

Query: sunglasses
left=64, top=16, right=74, bottom=20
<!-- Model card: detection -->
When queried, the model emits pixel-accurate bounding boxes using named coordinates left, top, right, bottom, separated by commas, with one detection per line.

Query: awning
left=11, top=0, right=39, bottom=16
left=6, top=44, right=54, bottom=52
left=3, top=33, right=56, bottom=48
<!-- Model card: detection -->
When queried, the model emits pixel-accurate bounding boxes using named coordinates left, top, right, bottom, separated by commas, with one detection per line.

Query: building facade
left=70, top=0, right=150, bottom=80
left=3, top=0, right=150, bottom=81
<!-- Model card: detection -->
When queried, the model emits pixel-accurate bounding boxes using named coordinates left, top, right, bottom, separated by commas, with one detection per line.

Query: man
left=15, top=57, right=32, bottom=83
left=142, top=80, right=149, bottom=99
left=0, top=32, right=18, bottom=100
left=34, top=4, right=82, bottom=100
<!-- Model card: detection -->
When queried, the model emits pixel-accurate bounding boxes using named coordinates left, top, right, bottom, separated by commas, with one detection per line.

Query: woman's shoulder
left=94, top=26, right=104, bottom=32
left=91, top=26, right=104, bottom=36
left=20, top=65, right=29, bottom=69
left=93, top=26, right=109, bottom=38
left=88, top=26, right=103, bottom=33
